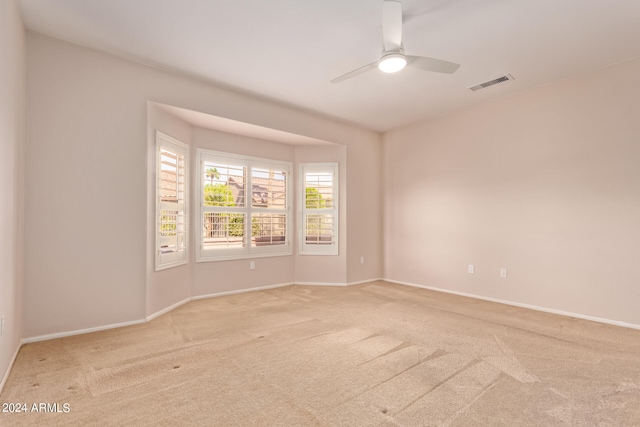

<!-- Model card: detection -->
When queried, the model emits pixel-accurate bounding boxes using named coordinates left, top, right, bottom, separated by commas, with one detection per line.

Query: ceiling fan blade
left=330, top=61, right=378, bottom=84
left=382, top=0, right=403, bottom=51
left=407, top=55, right=460, bottom=74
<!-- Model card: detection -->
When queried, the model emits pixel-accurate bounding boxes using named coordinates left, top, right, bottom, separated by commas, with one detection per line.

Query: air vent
left=469, top=74, right=514, bottom=91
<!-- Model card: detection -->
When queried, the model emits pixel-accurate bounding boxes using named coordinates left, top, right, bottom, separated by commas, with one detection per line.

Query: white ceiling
left=18, top=0, right=640, bottom=133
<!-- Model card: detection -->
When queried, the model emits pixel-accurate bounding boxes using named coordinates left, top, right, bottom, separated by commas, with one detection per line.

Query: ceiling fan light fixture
left=378, top=52, right=407, bottom=73
left=329, top=0, right=460, bottom=83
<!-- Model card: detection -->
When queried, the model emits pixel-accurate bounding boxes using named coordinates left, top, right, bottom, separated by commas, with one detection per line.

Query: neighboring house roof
left=159, top=169, right=178, bottom=202
left=228, top=176, right=286, bottom=207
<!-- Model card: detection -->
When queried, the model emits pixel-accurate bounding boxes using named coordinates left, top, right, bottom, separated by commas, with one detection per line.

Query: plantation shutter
left=156, top=132, right=188, bottom=270
left=197, top=149, right=292, bottom=261
left=300, top=163, right=338, bottom=255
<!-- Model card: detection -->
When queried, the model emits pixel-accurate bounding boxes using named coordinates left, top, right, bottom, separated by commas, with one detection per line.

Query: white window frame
left=155, top=132, right=188, bottom=271
left=196, top=149, right=293, bottom=262
left=299, top=162, right=339, bottom=256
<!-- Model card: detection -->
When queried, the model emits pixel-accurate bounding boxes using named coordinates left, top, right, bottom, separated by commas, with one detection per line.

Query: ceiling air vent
left=469, top=74, right=514, bottom=91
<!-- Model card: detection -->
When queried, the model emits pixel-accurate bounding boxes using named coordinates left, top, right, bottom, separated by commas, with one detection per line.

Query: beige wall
left=24, top=33, right=148, bottom=337
left=383, top=57, right=640, bottom=326
left=23, top=32, right=382, bottom=338
left=0, top=0, right=25, bottom=388
left=346, top=137, right=383, bottom=284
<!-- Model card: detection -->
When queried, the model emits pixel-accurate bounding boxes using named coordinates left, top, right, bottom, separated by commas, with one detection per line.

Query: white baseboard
left=295, top=281, right=349, bottom=287
left=191, top=282, right=294, bottom=300
left=21, top=280, right=382, bottom=345
left=0, top=343, right=22, bottom=395
left=385, top=278, right=640, bottom=331
left=348, top=278, right=384, bottom=286
left=295, top=279, right=382, bottom=287
left=20, top=284, right=292, bottom=346
left=22, top=319, right=147, bottom=344
left=146, top=297, right=191, bottom=322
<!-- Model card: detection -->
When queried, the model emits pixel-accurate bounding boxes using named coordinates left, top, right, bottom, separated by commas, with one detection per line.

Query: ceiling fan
left=330, top=0, right=460, bottom=83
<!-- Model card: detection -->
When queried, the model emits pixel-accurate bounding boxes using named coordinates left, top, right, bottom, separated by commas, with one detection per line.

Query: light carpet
left=1, top=281, right=639, bottom=426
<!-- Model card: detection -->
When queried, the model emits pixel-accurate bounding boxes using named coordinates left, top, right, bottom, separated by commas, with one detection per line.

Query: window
left=156, top=132, right=188, bottom=270
left=197, top=149, right=292, bottom=261
left=300, top=163, right=338, bottom=255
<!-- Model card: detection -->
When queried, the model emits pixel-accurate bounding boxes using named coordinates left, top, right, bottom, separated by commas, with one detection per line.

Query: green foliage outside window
left=160, top=211, right=177, bottom=235
left=305, top=187, right=328, bottom=208
left=203, top=184, right=260, bottom=237
left=204, top=183, right=235, bottom=207
left=305, top=187, right=332, bottom=236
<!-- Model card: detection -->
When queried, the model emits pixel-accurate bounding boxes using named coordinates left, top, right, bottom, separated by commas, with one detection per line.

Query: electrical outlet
left=468, top=264, right=475, bottom=274
left=1, top=315, right=5, bottom=336
left=360, top=256, right=365, bottom=264
left=249, top=261, right=255, bottom=270
left=500, top=268, right=508, bottom=278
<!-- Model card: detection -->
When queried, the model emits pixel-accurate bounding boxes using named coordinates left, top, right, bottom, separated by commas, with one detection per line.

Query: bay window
left=197, top=149, right=292, bottom=261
